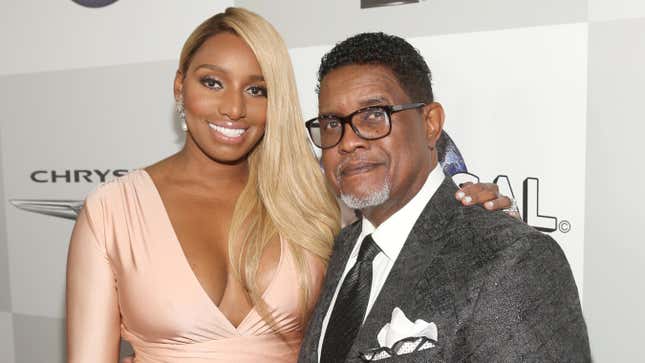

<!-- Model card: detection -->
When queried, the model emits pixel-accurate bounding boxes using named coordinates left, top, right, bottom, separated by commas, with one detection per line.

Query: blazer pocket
left=363, top=348, right=441, bottom=363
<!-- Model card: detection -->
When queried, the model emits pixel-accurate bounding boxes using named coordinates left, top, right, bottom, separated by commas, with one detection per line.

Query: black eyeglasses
left=305, top=102, right=425, bottom=149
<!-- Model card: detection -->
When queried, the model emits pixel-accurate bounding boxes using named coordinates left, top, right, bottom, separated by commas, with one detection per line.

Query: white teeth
left=208, top=123, right=246, bottom=138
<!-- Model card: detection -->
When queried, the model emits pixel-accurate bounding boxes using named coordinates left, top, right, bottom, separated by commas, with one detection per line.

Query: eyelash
left=247, top=86, right=268, bottom=97
left=199, top=77, right=267, bottom=97
left=200, top=76, right=222, bottom=89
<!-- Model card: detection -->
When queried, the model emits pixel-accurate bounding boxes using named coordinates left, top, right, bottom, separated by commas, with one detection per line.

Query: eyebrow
left=194, top=64, right=224, bottom=73
left=320, top=96, right=389, bottom=117
left=357, top=96, right=388, bottom=107
left=248, top=74, right=265, bottom=82
left=194, top=64, right=265, bottom=82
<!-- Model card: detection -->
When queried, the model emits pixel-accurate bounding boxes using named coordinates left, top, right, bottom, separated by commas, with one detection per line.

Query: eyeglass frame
left=304, top=102, right=426, bottom=149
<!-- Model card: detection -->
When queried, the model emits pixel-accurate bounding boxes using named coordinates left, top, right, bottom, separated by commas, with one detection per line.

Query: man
left=299, top=33, right=590, bottom=362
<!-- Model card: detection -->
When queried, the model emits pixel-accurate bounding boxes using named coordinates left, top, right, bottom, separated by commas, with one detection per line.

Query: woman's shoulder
left=83, top=169, right=150, bottom=213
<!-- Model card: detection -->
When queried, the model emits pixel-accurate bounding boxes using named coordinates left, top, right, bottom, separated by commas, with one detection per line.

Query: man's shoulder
left=434, top=208, right=587, bottom=361
left=463, top=205, right=546, bottom=242
left=441, top=205, right=563, bottom=268
left=461, top=205, right=534, bottom=236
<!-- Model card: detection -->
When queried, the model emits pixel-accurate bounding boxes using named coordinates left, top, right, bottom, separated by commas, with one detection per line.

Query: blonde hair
left=178, top=7, right=340, bottom=323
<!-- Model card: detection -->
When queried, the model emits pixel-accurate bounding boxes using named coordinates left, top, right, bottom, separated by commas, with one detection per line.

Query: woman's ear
left=173, top=70, right=184, bottom=101
left=423, top=102, right=445, bottom=150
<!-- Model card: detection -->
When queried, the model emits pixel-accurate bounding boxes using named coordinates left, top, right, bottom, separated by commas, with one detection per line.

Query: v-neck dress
left=67, top=170, right=326, bottom=363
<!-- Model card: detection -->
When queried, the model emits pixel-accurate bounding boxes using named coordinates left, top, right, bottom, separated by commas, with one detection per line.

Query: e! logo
left=72, top=0, right=119, bottom=8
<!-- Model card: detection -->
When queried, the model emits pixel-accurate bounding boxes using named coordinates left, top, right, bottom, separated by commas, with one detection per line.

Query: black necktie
left=321, top=234, right=381, bottom=363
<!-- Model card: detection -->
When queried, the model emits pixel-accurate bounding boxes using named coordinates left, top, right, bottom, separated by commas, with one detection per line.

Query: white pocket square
left=360, top=307, right=438, bottom=361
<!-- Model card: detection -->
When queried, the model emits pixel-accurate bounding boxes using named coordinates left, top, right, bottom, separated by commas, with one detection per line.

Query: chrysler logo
left=361, top=0, right=419, bottom=9
left=10, top=199, right=83, bottom=220
left=9, top=169, right=129, bottom=220
left=72, top=0, right=119, bottom=8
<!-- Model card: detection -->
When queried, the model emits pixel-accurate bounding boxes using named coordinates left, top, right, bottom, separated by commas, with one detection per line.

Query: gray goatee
left=339, top=178, right=391, bottom=210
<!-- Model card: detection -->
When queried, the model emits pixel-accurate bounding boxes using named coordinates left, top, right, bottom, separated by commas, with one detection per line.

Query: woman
left=66, top=7, right=511, bottom=363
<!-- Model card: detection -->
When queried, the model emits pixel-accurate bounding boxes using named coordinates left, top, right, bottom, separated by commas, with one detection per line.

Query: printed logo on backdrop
left=361, top=0, right=420, bottom=9
left=9, top=133, right=570, bottom=233
left=437, top=132, right=569, bottom=234
left=28, top=169, right=129, bottom=184
left=10, top=169, right=128, bottom=220
left=71, top=0, right=119, bottom=8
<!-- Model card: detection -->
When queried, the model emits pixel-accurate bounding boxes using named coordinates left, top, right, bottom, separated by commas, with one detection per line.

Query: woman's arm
left=66, top=200, right=120, bottom=363
left=340, top=181, right=518, bottom=227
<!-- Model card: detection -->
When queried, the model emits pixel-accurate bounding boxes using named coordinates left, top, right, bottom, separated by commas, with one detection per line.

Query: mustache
left=334, top=156, right=380, bottom=180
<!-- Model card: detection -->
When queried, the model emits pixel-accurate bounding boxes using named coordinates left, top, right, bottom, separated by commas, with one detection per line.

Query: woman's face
left=175, top=32, right=267, bottom=164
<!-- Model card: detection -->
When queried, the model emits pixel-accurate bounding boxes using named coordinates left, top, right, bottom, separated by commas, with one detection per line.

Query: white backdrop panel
left=589, top=0, right=645, bottom=22
left=290, top=23, right=588, bottom=298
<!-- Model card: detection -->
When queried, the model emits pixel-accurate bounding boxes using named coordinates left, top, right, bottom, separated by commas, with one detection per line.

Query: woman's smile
left=208, top=121, right=249, bottom=143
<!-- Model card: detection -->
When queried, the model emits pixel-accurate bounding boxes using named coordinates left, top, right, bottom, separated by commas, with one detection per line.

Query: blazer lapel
left=299, top=220, right=363, bottom=363
left=347, top=178, right=460, bottom=361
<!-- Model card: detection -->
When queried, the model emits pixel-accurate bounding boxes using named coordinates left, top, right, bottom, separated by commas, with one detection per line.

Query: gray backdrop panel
left=0, top=312, right=14, bottom=362
left=0, top=60, right=182, bottom=319
left=585, top=17, right=645, bottom=361
left=0, top=128, right=10, bottom=312
left=13, top=314, right=65, bottom=363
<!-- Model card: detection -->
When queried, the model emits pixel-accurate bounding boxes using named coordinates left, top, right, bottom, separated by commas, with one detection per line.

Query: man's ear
left=173, top=70, right=184, bottom=101
left=422, top=102, right=445, bottom=150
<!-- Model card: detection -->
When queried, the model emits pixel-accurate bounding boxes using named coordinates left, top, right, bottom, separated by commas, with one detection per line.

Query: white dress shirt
left=317, top=164, right=445, bottom=361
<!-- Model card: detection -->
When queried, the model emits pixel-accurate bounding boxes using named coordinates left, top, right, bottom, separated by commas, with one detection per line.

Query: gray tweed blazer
left=298, top=177, right=590, bottom=363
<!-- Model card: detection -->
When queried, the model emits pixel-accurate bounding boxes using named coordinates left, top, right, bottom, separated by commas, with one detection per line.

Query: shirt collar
left=353, top=164, right=446, bottom=262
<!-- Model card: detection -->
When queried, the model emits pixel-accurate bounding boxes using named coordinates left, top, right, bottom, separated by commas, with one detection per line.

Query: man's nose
left=338, top=122, right=367, bottom=153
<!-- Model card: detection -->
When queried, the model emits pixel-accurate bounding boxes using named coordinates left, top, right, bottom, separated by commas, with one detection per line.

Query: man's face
left=319, top=64, right=442, bottom=225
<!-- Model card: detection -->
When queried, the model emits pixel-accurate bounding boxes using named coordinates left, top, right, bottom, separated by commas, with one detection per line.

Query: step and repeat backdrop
left=1, top=0, right=643, bottom=362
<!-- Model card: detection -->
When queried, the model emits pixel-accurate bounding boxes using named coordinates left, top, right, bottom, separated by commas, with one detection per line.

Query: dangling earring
left=176, top=96, right=187, bottom=132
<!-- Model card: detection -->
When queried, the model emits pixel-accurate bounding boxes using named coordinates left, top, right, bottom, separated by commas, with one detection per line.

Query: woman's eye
left=200, top=77, right=222, bottom=89
left=247, top=86, right=267, bottom=97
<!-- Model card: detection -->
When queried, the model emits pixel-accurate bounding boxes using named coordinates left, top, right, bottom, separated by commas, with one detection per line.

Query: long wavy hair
left=178, top=7, right=340, bottom=323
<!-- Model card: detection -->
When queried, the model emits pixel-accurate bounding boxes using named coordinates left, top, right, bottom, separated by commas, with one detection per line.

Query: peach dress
left=67, top=170, right=325, bottom=363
